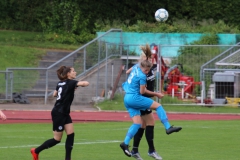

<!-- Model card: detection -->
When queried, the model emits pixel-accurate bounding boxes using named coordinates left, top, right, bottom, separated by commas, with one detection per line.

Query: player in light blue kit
left=120, top=44, right=182, bottom=158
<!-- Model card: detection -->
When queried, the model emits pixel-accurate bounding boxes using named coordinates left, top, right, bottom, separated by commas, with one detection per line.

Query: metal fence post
left=96, top=41, right=101, bottom=97
left=44, top=69, right=48, bottom=104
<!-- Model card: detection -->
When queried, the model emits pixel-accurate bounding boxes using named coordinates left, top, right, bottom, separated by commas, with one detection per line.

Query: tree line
left=1, top=0, right=239, bottom=43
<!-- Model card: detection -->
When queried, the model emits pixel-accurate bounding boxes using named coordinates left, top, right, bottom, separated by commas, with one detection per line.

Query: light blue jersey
left=122, top=64, right=154, bottom=117
left=122, top=64, right=146, bottom=94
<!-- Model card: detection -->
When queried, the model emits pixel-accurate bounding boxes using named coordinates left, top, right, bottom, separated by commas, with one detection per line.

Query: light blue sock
left=156, top=106, right=171, bottom=129
left=124, top=123, right=141, bottom=145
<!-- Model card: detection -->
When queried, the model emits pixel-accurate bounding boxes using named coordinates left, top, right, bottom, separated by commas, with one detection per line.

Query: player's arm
left=53, top=90, right=58, bottom=97
left=77, top=81, right=89, bottom=87
left=144, top=89, right=164, bottom=99
left=140, top=85, right=146, bottom=94
left=126, top=67, right=132, bottom=74
left=139, top=76, right=148, bottom=95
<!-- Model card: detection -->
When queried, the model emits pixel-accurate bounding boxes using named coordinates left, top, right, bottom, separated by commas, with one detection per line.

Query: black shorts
left=140, top=109, right=152, bottom=116
left=51, top=109, right=72, bottom=132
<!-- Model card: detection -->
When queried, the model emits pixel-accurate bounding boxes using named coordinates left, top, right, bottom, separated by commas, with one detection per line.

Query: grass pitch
left=0, top=120, right=239, bottom=160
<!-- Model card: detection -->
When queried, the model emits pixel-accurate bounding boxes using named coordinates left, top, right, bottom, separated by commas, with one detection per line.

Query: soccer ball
left=155, top=8, right=169, bottom=22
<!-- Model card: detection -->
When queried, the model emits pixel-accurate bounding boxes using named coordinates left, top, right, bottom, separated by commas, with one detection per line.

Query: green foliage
left=172, top=34, right=223, bottom=95
left=0, top=46, right=45, bottom=69
left=1, top=0, right=240, bottom=44
left=175, top=34, right=220, bottom=67
left=196, top=20, right=240, bottom=33
left=97, top=19, right=240, bottom=34
left=0, top=30, right=80, bottom=50
left=38, top=1, right=95, bottom=44
left=0, top=45, right=46, bottom=93
left=0, top=0, right=46, bottom=31
left=35, top=32, right=95, bottom=44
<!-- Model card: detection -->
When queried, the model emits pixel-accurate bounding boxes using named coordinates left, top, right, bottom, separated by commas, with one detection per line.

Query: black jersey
left=143, top=64, right=157, bottom=97
left=53, top=79, right=78, bottom=115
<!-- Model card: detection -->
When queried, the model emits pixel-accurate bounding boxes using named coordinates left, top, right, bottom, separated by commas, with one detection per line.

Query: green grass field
left=0, top=120, right=239, bottom=160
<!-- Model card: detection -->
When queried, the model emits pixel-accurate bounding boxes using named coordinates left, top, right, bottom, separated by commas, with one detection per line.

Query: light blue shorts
left=124, top=94, right=154, bottom=118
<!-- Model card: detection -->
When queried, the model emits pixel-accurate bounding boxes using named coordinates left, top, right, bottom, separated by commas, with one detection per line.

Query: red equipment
left=151, top=45, right=158, bottom=64
left=160, top=57, right=201, bottom=99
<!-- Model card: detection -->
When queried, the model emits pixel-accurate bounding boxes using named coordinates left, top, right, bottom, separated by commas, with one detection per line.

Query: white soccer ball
left=155, top=8, right=169, bottom=22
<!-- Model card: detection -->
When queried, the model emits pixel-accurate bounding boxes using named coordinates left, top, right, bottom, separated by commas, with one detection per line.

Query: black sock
left=65, top=133, right=74, bottom=160
left=35, top=138, right=60, bottom=154
left=132, top=128, right=144, bottom=153
left=145, top=125, right=155, bottom=153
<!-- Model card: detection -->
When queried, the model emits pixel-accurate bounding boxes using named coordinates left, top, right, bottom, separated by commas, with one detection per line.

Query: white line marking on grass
left=0, top=140, right=122, bottom=149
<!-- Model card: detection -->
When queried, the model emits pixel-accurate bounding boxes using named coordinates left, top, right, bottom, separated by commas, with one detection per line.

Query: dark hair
left=56, top=66, right=72, bottom=80
left=140, top=44, right=152, bottom=60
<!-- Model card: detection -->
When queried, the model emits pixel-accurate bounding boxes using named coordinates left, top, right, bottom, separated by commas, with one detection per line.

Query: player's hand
left=0, top=112, right=7, bottom=121
left=156, top=92, right=164, bottom=99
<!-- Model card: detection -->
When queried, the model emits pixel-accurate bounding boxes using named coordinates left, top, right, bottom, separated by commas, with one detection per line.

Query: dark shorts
left=140, top=109, right=152, bottom=116
left=51, top=109, right=72, bottom=132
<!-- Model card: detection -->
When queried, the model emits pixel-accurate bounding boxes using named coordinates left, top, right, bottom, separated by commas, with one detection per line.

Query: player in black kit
left=30, top=66, right=89, bottom=160
left=126, top=53, right=163, bottom=160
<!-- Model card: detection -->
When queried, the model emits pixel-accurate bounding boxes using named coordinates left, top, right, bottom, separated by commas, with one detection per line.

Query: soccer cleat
left=120, top=142, right=131, bottom=157
left=148, top=151, right=162, bottom=160
left=166, top=125, right=182, bottom=135
left=131, top=150, right=143, bottom=160
left=30, top=148, right=39, bottom=160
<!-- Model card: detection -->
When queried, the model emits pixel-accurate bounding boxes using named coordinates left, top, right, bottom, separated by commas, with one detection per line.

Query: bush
left=97, top=19, right=240, bottom=34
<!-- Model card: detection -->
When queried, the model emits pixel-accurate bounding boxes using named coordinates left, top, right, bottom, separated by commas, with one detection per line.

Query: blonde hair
left=140, top=59, right=152, bottom=69
left=140, top=52, right=146, bottom=60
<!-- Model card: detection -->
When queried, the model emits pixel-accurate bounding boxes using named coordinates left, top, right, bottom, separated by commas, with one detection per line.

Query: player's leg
left=132, top=119, right=145, bottom=153
left=30, top=110, right=64, bottom=160
left=142, top=112, right=162, bottom=160
left=120, top=114, right=142, bottom=157
left=120, top=95, right=151, bottom=157
left=141, top=112, right=155, bottom=152
left=33, top=129, right=63, bottom=153
left=131, top=112, right=146, bottom=160
left=64, top=118, right=74, bottom=160
left=150, top=101, right=182, bottom=134
left=120, top=97, right=143, bottom=157
left=132, top=109, right=153, bottom=153
left=30, top=131, right=62, bottom=160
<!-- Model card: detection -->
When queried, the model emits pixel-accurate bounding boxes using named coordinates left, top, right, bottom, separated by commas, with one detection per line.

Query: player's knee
left=150, top=102, right=161, bottom=110
left=54, top=137, right=62, bottom=141
left=67, top=132, right=74, bottom=141
left=65, top=133, right=74, bottom=149
left=51, top=138, right=61, bottom=147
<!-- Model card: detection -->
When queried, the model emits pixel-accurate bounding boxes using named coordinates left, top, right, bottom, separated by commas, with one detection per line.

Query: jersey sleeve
left=152, top=64, right=157, bottom=71
left=55, top=81, right=60, bottom=91
left=72, top=80, right=78, bottom=88
left=139, top=75, right=146, bottom=86
left=69, top=80, right=78, bottom=90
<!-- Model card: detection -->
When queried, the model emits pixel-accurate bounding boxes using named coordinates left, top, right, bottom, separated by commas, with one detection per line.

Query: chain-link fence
left=199, top=43, right=240, bottom=105
left=158, top=44, right=240, bottom=106
left=0, top=71, right=13, bottom=101
left=5, top=29, right=124, bottom=104
left=3, top=30, right=240, bottom=106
